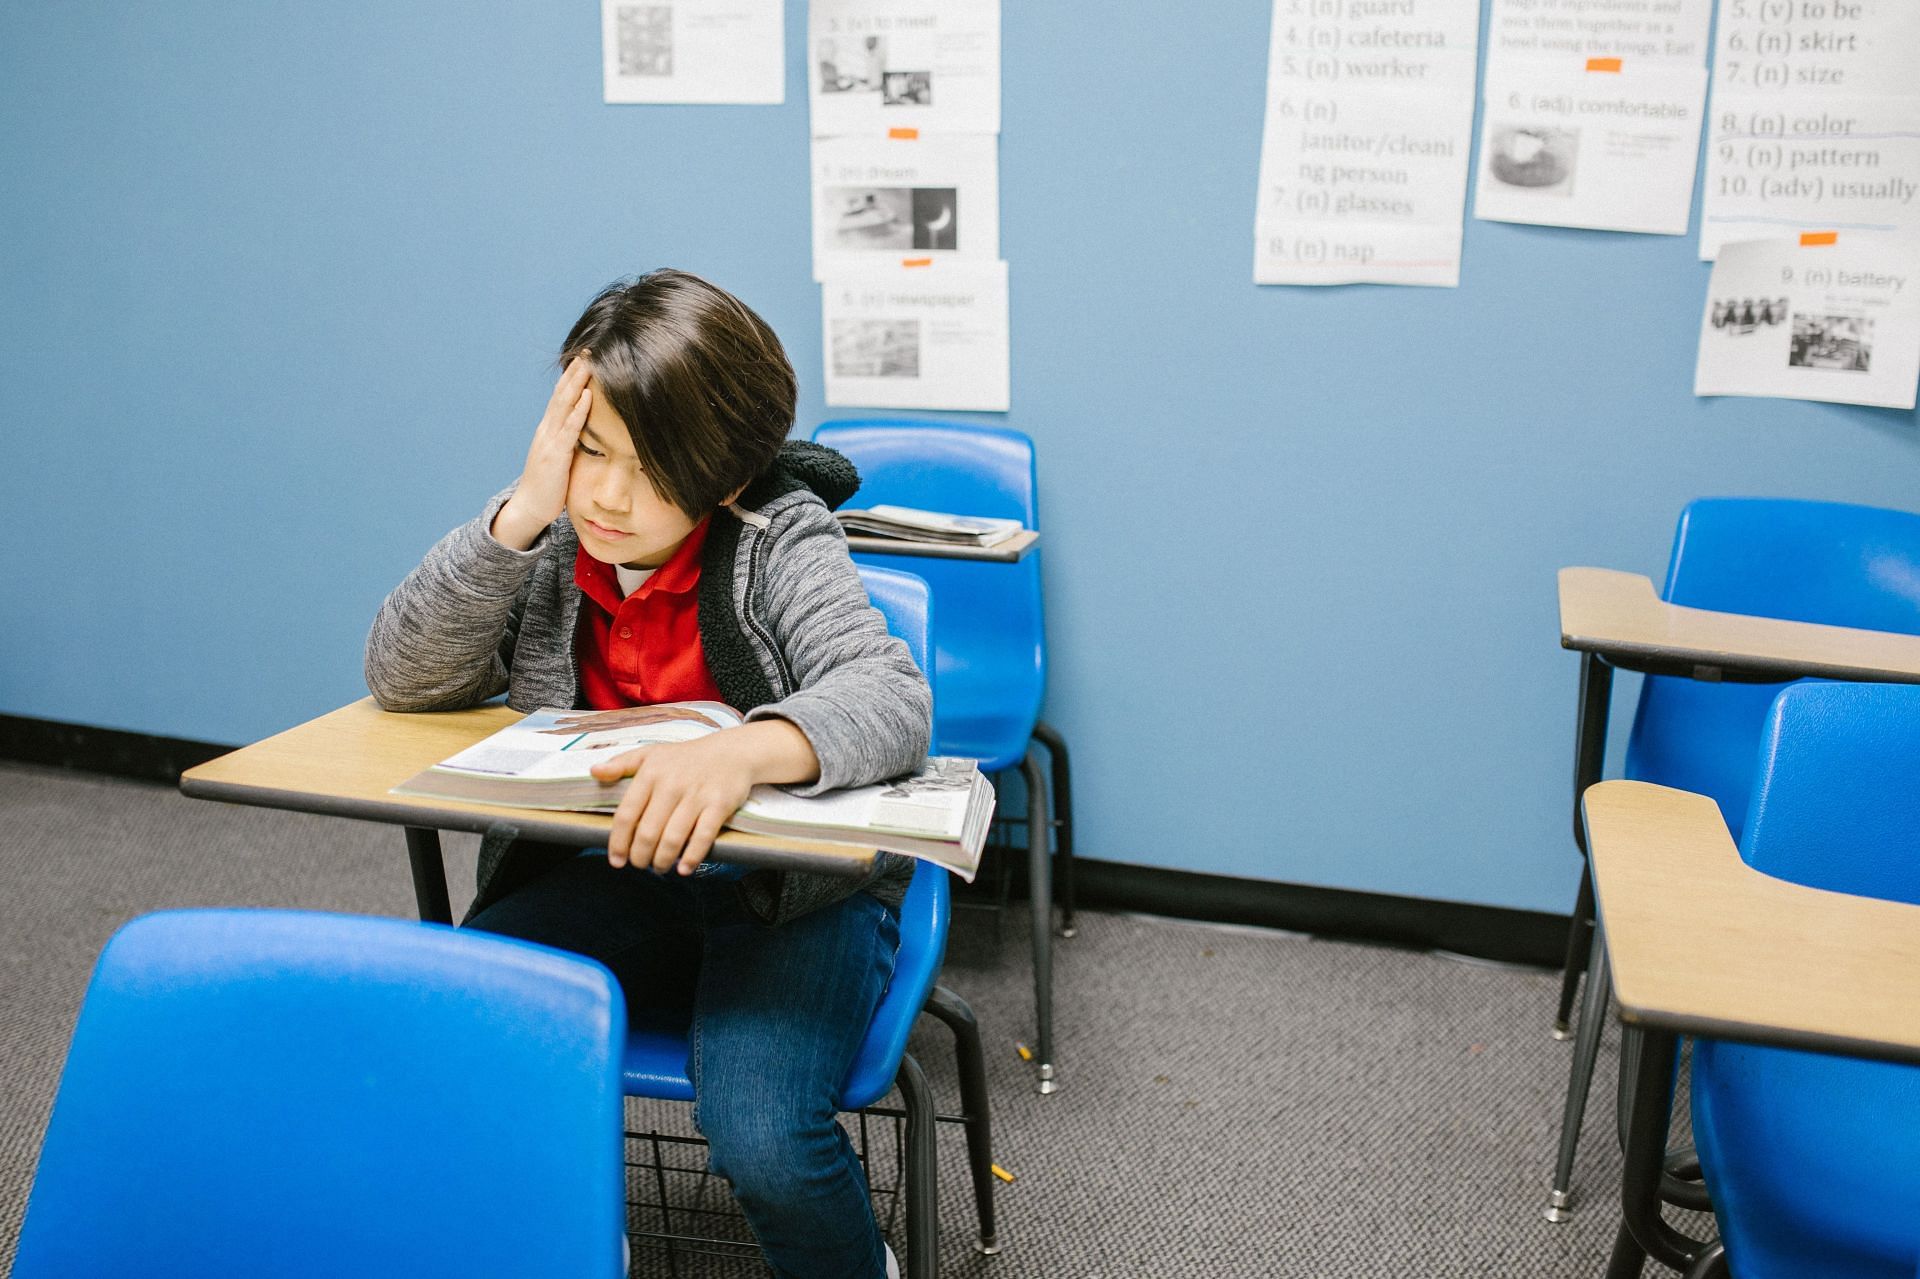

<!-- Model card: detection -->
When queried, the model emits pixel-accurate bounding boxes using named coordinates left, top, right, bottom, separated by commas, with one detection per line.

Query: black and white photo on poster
left=1708, top=297, right=1788, bottom=334
left=1790, top=314, right=1872, bottom=373
left=882, top=70, right=932, bottom=105
left=1486, top=124, right=1577, bottom=195
left=615, top=5, right=673, bottom=76
left=831, top=320, right=922, bottom=378
left=825, top=187, right=958, bottom=251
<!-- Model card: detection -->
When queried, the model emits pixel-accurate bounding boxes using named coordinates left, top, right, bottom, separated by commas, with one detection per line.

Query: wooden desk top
left=1558, top=567, right=1920, bottom=683
left=844, top=528, right=1039, bottom=563
left=179, top=699, right=878, bottom=878
left=1584, top=779, right=1920, bottom=1064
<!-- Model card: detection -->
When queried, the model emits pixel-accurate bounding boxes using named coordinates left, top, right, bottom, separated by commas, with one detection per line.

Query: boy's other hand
left=491, top=355, right=593, bottom=551
left=590, top=719, right=820, bottom=876
left=592, top=733, right=757, bottom=876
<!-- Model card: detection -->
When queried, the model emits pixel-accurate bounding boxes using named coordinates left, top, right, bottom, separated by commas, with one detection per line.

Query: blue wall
left=5, top=2, right=1915, bottom=914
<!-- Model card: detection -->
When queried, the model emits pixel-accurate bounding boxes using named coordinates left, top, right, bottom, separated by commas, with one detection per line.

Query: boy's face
left=567, top=378, right=702, bottom=569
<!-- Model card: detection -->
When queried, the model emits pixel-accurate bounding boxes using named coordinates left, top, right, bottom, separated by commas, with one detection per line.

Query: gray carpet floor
left=1, top=761, right=1667, bottom=1276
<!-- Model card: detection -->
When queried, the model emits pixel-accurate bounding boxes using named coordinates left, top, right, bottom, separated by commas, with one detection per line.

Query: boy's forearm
left=732, top=718, right=822, bottom=787
left=489, top=495, right=547, bottom=552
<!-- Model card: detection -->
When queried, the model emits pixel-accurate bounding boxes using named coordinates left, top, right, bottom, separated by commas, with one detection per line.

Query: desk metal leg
left=1547, top=922, right=1611, bottom=1220
left=1022, top=749, right=1057, bottom=1094
left=1032, top=720, right=1077, bottom=939
left=1607, top=1025, right=1709, bottom=1276
left=1555, top=652, right=1614, bottom=1038
left=1553, top=865, right=1594, bottom=1040
left=404, top=827, right=453, bottom=925
left=898, top=1053, right=938, bottom=1279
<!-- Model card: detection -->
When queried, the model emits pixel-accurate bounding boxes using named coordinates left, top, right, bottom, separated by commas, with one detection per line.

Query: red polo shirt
left=573, top=517, right=727, bottom=710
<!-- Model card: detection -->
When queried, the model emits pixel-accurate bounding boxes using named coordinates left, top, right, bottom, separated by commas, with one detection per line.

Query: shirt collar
left=573, top=515, right=711, bottom=612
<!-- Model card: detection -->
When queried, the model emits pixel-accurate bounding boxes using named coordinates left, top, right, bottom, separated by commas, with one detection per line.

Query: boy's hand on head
left=490, top=355, right=593, bottom=552
left=590, top=719, right=820, bottom=876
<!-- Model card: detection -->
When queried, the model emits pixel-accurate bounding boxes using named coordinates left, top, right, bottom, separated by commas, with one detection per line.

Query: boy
left=365, top=269, right=927, bottom=1279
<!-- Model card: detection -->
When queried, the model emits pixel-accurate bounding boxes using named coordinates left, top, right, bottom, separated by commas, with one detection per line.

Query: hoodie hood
left=737, top=440, right=862, bottom=513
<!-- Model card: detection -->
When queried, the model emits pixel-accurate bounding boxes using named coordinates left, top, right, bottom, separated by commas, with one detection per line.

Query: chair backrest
left=857, top=561, right=934, bottom=687
left=839, top=859, right=952, bottom=1111
left=1625, top=498, right=1920, bottom=840
left=843, top=562, right=952, bottom=1109
left=1690, top=683, right=1920, bottom=1278
left=15, top=909, right=627, bottom=1279
left=1740, top=681, right=1920, bottom=905
left=819, top=419, right=1045, bottom=755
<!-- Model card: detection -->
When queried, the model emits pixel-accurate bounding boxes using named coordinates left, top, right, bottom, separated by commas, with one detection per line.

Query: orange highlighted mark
left=1800, top=230, right=1839, bottom=246
left=901, top=257, right=933, bottom=268
left=1586, top=57, right=1623, bottom=72
left=888, top=127, right=920, bottom=140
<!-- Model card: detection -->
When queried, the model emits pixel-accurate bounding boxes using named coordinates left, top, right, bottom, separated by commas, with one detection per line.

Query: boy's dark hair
left=560, top=269, right=797, bottom=518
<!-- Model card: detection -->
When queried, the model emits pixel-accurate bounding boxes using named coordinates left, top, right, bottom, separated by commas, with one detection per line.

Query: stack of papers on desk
left=391, top=704, right=990, bottom=880
left=836, top=504, right=1024, bottom=547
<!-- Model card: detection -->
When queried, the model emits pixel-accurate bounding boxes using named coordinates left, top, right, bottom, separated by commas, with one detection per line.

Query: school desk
left=1582, top=780, right=1920, bottom=1277
left=842, top=528, right=1039, bottom=563
left=179, top=698, right=877, bottom=925
left=1546, top=567, right=1920, bottom=1217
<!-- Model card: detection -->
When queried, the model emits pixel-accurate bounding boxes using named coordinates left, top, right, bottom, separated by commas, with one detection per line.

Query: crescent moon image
left=924, top=203, right=953, bottom=235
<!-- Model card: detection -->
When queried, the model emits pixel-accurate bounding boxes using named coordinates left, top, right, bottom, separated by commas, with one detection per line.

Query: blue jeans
left=465, top=853, right=901, bottom=1279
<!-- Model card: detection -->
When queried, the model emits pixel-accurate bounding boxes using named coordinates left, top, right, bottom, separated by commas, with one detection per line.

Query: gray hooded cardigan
left=364, top=441, right=925, bottom=925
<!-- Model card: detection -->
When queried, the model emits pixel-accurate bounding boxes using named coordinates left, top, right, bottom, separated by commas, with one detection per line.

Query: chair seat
left=623, top=1027, right=696, bottom=1103
left=622, top=863, right=950, bottom=1113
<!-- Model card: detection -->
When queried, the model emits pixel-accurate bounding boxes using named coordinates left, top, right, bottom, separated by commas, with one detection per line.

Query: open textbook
left=835, top=504, right=1024, bottom=547
left=391, top=703, right=991, bottom=880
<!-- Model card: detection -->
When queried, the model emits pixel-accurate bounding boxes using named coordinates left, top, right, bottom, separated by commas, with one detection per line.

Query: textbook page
left=601, top=0, right=784, bottom=104
left=808, top=0, right=1000, bottom=136
left=1475, top=0, right=1712, bottom=235
left=1695, top=233, right=1920, bottom=408
left=1253, top=0, right=1482, bottom=287
left=811, top=133, right=999, bottom=280
left=821, top=259, right=1009, bottom=411
left=436, top=705, right=740, bottom=781
left=1700, top=2, right=1920, bottom=259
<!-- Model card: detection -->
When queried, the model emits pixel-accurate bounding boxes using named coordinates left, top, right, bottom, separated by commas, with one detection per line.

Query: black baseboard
left=1, top=714, right=1572, bottom=969
left=0, top=714, right=231, bottom=786
left=965, top=842, right=1573, bottom=969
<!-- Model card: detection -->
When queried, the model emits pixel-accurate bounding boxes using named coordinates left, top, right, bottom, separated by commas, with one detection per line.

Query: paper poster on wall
left=1700, top=2, right=1920, bottom=259
left=1695, top=233, right=1920, bottom=409
left=821, top=259, right=1009, bottom=411
left=1476, top=0, right=1711, bottom=235
left=1473, top=60, right=1708, bottom=235
left=601, top=0, right=784, bottom=104
left=810, top=134, right=999, bottom=280
left=808, top=0, right=1000, bottom=136
left=1252, top=0, right=1482, bottom=287
left=1699, top=95, right=1920, bottom=260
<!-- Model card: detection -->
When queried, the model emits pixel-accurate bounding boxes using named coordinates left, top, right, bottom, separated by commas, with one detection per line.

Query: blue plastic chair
left=1550, top=498, right=1920, bottom=1216
left=814, top=418, right=1072, bottom=1095
left=1689, top=682, right=1920, bottom=1278
left=14, top=909, right=627, bottom=1279
left=620, top=563, right=1000, bottom=1274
